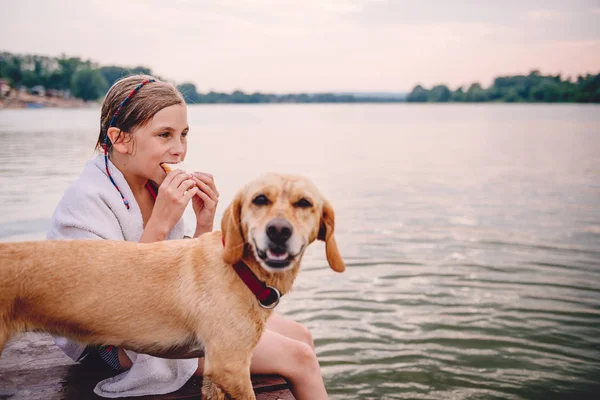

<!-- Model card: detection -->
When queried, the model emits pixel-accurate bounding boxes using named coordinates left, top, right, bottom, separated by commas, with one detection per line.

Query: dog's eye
left=252, top=194, right=270, bottom=206
left=294, top=198, right=312, bottom=208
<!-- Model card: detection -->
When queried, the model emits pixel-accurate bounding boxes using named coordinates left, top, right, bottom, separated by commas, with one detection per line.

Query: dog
left=0, top=173, right=345, bottom=399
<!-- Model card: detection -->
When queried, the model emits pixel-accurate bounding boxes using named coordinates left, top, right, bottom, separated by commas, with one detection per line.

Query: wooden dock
left=0, top=333, right=294, bottom=399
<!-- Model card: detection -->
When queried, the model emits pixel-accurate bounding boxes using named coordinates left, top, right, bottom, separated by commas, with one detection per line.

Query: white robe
left=47, top=154, right=197, bottom=397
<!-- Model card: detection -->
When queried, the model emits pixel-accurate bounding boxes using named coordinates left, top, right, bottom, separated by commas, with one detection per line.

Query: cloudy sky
left=2, top=0, right=599, bottom=93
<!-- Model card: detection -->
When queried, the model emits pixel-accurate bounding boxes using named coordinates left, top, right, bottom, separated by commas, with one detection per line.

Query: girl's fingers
left=161, top=169, right=187, bottom=187
left=193, top=177, right=218, bottom=201
left=183, top=187, right=201, bottom=203
left=159, top=171, right=195, bottom=193
left=192, top=172, right=218, bottom=196
left=193, top=189, right=217, bottom=210
left=177, top=179, right=197, bottom=196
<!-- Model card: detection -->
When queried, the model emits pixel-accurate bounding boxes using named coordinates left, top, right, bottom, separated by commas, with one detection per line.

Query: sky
left=1, top=0, right=600, bottom=93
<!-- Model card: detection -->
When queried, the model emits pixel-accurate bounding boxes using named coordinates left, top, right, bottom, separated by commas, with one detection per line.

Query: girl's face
left=123, top=104, right=189, bottom=185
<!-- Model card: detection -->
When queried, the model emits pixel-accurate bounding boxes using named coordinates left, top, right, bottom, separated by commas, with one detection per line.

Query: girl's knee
left=268, top=313, right=315, bottom=349
left=289, top=341, right=319, bottom=372
left=297, top=324, right=315, bottom=350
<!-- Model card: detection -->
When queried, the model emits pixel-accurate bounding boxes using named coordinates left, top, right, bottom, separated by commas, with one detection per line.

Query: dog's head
left=221, top=173, right=345, bottom=273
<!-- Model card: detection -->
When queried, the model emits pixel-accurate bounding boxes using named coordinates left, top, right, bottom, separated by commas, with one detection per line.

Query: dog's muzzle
left=258, top=218, right=294, bottom=269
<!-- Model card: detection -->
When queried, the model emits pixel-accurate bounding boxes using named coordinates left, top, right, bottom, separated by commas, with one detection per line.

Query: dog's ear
left=318, top=199, right=345, bottom=273
left=221, top=190, right=245, bottom=265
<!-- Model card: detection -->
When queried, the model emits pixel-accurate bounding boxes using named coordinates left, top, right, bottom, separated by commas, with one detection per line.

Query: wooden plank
left=1, top=333, right=295, bottom=400
left=0, top=367, right=295, bottom=400
left=256, top=389, right=296, bottom=400
left=0, top=333, right=73, bottom=372
left=141, top=375, right=291, bottom=400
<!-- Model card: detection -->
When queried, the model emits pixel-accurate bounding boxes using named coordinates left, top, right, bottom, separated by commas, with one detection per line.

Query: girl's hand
left=142, top=169, right=199, bottom=242
left=191, top=172, right=219, bottom=237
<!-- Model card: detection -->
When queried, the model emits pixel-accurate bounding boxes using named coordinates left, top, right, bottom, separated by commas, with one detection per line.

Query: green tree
left=503, top=88, right=521, bottom=102
left=406, top=85, right=429, bottom=102
left=530, top=80, right=561, bottom=102
left=56, top=56, right=85, bottom=90
left=451, top=87, right=466, bottom=102
left=70, top=68, right=108, bottom=101
left=99, top=65, right=153, bottom=86
left=0, top=54, right=24, bottom=85
left=21, top=70, right=41, bottom=88
left=466, top=83, right=488, bottom=102
left=176, top=82, right=200, bottom=103
left=574, top=74, right=600, bottom=102
left=430, top=85, right=451, bottom=102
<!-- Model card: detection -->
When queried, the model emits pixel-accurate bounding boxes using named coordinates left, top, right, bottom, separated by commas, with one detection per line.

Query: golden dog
left=0, top=173, right=345, bottom=399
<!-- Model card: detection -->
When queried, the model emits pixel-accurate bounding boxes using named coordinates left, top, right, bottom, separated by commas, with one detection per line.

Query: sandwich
left=160, top=162, right=192, bottom=174
left=160, top=162, right=197, bottom=190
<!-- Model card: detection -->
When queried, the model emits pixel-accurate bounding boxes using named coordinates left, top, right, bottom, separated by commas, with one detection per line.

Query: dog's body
left=0, top=174, right=344, bottom=399
left=1, top=234, right=252, bottom=356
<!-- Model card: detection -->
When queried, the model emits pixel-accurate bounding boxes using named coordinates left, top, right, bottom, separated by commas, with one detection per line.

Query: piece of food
left=160, top=162, right=196, bottom=190
left=160, top=162, right=192, bottom=174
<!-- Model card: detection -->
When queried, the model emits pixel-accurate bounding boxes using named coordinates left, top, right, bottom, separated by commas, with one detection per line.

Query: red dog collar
left=223, top=235, right=281, bottom=309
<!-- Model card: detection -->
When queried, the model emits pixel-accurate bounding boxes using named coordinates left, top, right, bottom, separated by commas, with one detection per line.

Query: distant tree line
left=174, top=83, right=399, bottom=104
left=406, top=71, right=600, bottom=103
left=3, top=52, right=598, bottom=104
left=0, top=51, right=400, bottom=103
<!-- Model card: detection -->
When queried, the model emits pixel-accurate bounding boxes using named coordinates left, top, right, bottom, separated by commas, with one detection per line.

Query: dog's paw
left=202, top=376, right=227, bottom=400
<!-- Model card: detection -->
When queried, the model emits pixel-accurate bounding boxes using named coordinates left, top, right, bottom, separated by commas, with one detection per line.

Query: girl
left=47, top=75, right=328, bottom=399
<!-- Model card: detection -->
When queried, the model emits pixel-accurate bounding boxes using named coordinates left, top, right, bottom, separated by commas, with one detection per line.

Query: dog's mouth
left=256, top=246, right=293, bottom=269
left=252, top=239, right=299, bottom=269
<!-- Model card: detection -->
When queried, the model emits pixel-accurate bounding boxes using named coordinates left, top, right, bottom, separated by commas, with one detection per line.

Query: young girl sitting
left=47, top=75, right=328, bottom=399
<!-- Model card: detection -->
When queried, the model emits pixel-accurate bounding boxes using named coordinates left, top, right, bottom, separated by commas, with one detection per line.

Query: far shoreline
left=0, top=92, right=96, bottom=109
left=4, top=99, right=599, bottom=110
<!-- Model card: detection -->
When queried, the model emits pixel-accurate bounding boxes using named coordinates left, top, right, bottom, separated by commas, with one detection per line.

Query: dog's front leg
left=0, top=328, right=7, bottom=356
left=201, top=347, right=255, bottom=400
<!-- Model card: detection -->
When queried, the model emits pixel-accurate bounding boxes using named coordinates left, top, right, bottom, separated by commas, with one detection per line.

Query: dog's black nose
left=266, top=218, right=293, bottom=244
